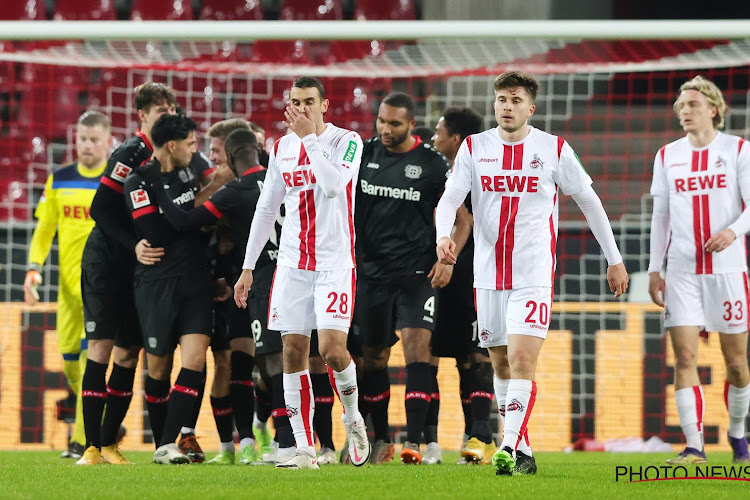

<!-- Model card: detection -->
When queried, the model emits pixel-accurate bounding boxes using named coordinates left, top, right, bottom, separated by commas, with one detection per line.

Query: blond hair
left=674, top=75, right=727, bottom=129
left=207, top=118, right=250, bottom=140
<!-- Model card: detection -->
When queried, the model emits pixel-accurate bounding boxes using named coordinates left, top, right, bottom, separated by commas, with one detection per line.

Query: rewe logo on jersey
left=360, top=179, right=422, bottom=201
left=674, top=174, right=727, bottom=192
left=282, top=169, right=317, bottom=188
left=480, top=175, right=539, bottom=193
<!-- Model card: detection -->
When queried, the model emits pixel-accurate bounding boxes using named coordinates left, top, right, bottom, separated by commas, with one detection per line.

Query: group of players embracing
left=71, top=70, right=749, bottom=475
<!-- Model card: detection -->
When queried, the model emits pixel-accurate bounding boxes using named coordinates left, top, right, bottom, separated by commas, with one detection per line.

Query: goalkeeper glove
left=24, top=269, right=42, bottom=303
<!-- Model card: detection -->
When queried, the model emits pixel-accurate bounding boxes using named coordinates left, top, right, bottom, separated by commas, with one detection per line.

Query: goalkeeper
left=23, top=111, right=112, bottom=459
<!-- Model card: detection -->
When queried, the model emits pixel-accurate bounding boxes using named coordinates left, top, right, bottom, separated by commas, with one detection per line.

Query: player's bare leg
left=720, top=331, right=750, bottom=462
left=489, top=335, right=543, bottom=475
left=399, top=328, right=432, bottom=465
left=667, top=326, right=707, bottom=464
left=318, top=329, right=370, bottom=467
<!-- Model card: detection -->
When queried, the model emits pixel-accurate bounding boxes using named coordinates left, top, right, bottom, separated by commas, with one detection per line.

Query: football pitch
left=0, top=451, right=746, bottom=499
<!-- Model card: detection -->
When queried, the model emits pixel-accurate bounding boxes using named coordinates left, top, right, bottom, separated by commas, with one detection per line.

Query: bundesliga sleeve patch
left=111, top=162, right=132, bottom=182
left=130, top=189, right=151, bottom=209
left=343, top=140, right=358, bottom=163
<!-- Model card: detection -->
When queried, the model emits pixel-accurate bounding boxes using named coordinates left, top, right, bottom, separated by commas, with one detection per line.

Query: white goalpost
left=1, top=20, right=749, bottom=452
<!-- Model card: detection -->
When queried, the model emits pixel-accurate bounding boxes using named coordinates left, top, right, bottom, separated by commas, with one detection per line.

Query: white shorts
left=475, top=287, right=553, bottom=348
left=268, top=266, right=356, bottom=336
left=664, top=270, right=749, bottom=334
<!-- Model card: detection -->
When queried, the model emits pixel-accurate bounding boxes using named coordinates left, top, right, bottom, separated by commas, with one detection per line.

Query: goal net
left=1, top=23, right=749, bottom=452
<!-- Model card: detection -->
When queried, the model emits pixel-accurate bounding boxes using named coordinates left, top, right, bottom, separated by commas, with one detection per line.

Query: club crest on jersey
left=130, top=189, right=151, bottom=209
left=271, top=308, right=279, bottom=323
left=404, top=164, right=422, bottom=179
left=111, top=162, right=132, bottom=182
left=286, top=405, right=298, bottom=418
left=715, top=155, right=727, bottom=168
left=178, top=168, right=195, bottom=183
left=149, top=337, right=157, bottom=348
left=480, top=329, right=491, bottom=342
left=529, top=154, right=544, bottom=169
left=506, top=398, right=525, bottom=412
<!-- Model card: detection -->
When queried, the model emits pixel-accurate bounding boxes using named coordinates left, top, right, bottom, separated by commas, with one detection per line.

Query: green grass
left=0, top=450, right=747, bottom=499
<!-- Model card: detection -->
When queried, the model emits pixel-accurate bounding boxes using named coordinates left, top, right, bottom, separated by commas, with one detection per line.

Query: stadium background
left=1, top=0, right=750, bottom=454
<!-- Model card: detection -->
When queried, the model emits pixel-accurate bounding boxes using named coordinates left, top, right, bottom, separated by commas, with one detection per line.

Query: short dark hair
left=292, top=76, right=325, bottom=100
left=77, top=110, right=111, bottom=130
left=382, top=92, right=416, bottom=119
left=441, top=107, right=483, bottom=142
left=411, top=126, right=434, bottom=144
left=151, top=114, right=196, bottom=148
left=493, top=71, right=540, bottom=102
left=225, top=129, right=259, bottom=174
left=134, top=82, right=177, bottom=112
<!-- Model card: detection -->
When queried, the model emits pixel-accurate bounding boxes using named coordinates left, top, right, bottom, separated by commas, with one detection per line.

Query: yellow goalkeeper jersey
left=28, top=161, right=107, bottom=297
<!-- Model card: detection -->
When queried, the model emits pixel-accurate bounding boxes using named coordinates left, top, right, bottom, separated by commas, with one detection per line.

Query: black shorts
left=211, top=301, right=230, bottom=352
left=431, top=254, right=486, bottom=358
left=248, top=288, right=282, bottom=355
left=134, top=275, right=213, bottom=356
left=351, top=275, right=436, bottom=349
left=81, top=264, right=142, bottom=349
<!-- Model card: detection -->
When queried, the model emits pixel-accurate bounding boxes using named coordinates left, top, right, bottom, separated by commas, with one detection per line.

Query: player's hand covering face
left=286, top=86, right=329, bottom=137
left=674, top=89, right=718, bottom=134
left=494, top=86, right=535, bottom=134
left=376, top=103, right=414, bottom=150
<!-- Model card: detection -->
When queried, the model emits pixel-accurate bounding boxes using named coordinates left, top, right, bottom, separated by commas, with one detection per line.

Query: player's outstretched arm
left=233, top=268, right=254, bottom=309
left=571, top=185, right=628, bottom=297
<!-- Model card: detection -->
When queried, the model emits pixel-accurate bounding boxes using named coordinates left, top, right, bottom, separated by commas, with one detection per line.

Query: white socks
left=332, top=360, right=361, bottom=425
left=499, top=379, right=537, bottom=453
left=283, top=370, right=315, bottom=454
left=726, top=381, right=750, bottom=439
left=675, top=385, right=704, bottom=450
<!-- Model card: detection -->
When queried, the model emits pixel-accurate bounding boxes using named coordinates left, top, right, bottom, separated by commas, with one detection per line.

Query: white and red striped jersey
left=650, top=132, right=750, bottom=274
left=262, top=124, right=362, bottom=271
left=447, top=126, right=592, bottom=290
